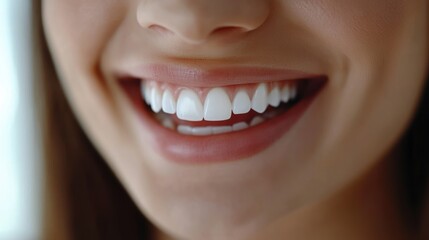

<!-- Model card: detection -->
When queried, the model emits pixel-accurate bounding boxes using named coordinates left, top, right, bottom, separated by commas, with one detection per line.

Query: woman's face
left=43, top=0, right=427, bottom=239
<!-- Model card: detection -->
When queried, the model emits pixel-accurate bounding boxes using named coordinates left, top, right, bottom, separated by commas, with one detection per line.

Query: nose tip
left=137, top=0, right=269, bottom=44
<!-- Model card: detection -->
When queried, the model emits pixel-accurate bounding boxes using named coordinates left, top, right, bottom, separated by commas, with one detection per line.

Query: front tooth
left=281, top=85, right=290, bottom=103
left=151, top=87, right=162, bottom=112
left=252, top=84, right=268, bottom=113
left=162, top=89, right=176, bottom=114
left=204, top=88, right=232, bottom=121
left=268, top=86, right=281, bottom=107
left=232, top=90, right=251, bottom=114
left=176, top=89, right=204, bottom=121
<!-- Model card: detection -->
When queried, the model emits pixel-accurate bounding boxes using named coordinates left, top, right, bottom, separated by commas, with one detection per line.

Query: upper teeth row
left=141, top=82, right=298, bottom=122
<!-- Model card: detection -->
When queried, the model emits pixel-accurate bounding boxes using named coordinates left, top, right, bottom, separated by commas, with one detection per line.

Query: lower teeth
left=156, top=108, right=285, bottom=136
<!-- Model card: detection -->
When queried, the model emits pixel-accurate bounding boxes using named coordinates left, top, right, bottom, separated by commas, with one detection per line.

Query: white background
left=0, top=0, right=42, bottom=239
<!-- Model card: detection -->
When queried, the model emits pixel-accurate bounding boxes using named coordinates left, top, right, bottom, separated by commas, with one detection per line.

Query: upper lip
left=121, top=64, right=323, bottom=87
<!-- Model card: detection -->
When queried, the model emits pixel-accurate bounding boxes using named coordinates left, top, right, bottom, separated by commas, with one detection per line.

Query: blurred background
left=0, top=0, right=42, bottom=239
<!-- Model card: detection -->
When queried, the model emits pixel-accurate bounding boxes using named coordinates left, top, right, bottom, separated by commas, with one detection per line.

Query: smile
left=119, top=65, right=326, bottom=163
left=143, top=80, right=299, bottom=135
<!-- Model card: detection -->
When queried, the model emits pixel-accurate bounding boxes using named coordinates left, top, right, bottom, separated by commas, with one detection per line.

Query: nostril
left=148, top=24, right=174, bottom=35
left=211, top=26, right=247, bottom=36
left=137, top=0, right=270, bottom=44
left=147, top=25, right=246, bottom=40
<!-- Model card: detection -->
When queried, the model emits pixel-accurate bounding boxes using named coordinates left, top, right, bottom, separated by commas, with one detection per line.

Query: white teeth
left=192, top=126, right=213, bottom=136
left=150, top=87, right=162, bottom=113
left=232, top=122, right=249, bottom=131
left=144, top=83, right=298, bottom=117
left=281, top=85, right=290, bottom=103
left=142, top=81, right=301, bottom=132
left=174, top=116, right=263, bottom=136
left=268, top=86, right=281, bottom=107
left=250, top=116, right=265, bottom=126
left=162, top=89, right=176, bottom=114
left=177, top=125, right=193, bottom=135
left=212, top=126, right=233, bottom=134
left=204, top=88, right=232, bottom=121
left=252, top=84, right=268, bottom=113
left=176, top=89, right=204, bottom=121
left=176, top=124, right=248, bottom=136
left=232, top=90, right=252, bottom=115
left=142, top=84, right=151, bottom=104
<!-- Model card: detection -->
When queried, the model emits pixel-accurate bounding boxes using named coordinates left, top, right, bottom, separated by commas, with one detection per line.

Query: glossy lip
left=121, top=64, right=322, bottom=87
left=119, top=65, right=327, bottom=164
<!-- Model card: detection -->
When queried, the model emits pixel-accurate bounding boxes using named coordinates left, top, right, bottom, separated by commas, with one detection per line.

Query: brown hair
left=32, top=0, right=429, bottom=239
left=32, top=1, right=153, bottom=239
left=404, top=74, right=429, bottom=238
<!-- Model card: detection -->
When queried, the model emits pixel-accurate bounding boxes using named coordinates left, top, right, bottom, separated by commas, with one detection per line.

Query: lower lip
left=121, top=78, right=326, bottom=164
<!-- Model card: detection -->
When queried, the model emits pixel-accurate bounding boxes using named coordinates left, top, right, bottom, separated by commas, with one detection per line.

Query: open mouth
left=119, top=65, right=326, bottom=163
left=143, top=80, right=303, bottom=135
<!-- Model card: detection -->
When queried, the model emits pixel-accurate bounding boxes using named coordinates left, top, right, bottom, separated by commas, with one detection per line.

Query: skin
left=42, top=0, right=428, bottom=239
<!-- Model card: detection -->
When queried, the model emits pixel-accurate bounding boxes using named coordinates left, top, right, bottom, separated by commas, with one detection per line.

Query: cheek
left=43, top=0, right=126, bottom=73
left=42, top=0, right=135, bottom=172
left=287, top=0, right=409, bottom=57
left=279, top=0, right=426, bottom=160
